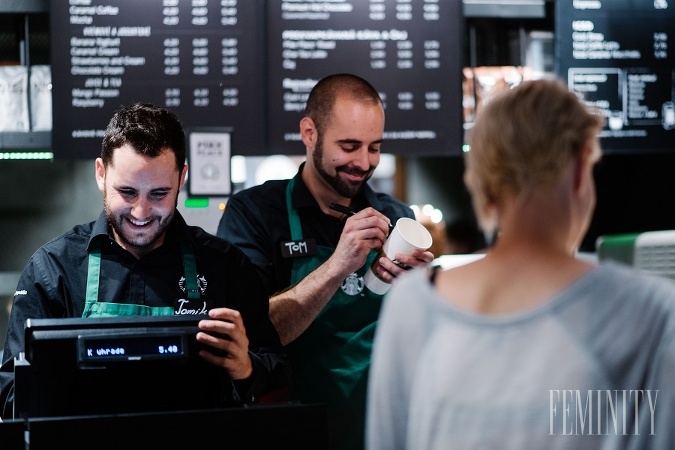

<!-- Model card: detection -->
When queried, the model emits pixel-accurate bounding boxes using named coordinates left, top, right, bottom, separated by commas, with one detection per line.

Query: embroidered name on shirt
left=280, top=239, right=317, bottom=258
left=175, top=298, right=211, bottom=315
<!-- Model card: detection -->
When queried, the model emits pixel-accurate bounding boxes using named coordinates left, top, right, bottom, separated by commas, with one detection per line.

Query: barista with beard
left=216, top=73, right=434, bottom=450
left=0, top=103, right=290, bottom=418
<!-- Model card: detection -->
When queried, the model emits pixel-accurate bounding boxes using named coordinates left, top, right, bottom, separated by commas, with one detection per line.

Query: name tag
left=174, top=298, right=212, bottom=315
left=280, top=239, right=317, bottom=258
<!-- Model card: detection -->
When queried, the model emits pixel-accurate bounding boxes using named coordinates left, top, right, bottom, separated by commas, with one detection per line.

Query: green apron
left=284, top=179, right=383, bottom=450
left=83, top=240, right=201, bottom=317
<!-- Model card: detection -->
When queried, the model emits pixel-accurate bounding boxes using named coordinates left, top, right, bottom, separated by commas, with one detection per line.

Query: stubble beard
left=103, top=194, right=175, bottom=256
left=313, top=137, right=373, bottom=199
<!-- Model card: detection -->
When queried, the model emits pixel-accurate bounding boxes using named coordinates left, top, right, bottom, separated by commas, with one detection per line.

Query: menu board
left=556, top=0, right=675, bottom=154
left=50, top=0, right=464, bottom=159
left=266, top=0, right=464, bottom=156
left=50, top=0, right=265, bottom=159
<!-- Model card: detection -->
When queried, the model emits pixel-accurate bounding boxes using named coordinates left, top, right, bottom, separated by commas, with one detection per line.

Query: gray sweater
left=366, top=262, right=675, bottom=450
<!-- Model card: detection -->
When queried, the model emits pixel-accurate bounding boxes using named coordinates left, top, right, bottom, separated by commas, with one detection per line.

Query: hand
left=371, top=248, right=435, bottom=283
left=196, top=307, right=253, bottom=380
left=328, top=207, right=392, bottom=277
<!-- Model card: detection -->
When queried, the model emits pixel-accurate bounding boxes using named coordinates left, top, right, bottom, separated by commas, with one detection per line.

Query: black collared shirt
left=216, top=164, right=414, bottom=297
left=0, top=210, right=290, bottom=416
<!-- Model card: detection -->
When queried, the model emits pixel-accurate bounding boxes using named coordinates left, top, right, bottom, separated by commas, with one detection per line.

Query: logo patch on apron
left=341, top=272, right=365, bottom=296
left=179, top=274, right=208, bottom=295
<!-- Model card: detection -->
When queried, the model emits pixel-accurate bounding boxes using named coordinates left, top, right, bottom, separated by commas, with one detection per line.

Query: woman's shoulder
left=594, top=262, right=675, bottom=297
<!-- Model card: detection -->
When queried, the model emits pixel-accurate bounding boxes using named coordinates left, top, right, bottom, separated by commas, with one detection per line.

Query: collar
left=88, top=211, right=112, bottom=252
left=87, top=209, right=193, bottom=254
left=291, top=162, right=386, bottom=213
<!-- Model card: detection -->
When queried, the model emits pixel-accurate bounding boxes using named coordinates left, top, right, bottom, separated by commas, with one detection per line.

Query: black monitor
left=13, top=315, right=233, bottom=419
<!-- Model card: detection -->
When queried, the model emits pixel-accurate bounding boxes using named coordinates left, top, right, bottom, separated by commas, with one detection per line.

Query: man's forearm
left=269, top=257, right=349, bottom=345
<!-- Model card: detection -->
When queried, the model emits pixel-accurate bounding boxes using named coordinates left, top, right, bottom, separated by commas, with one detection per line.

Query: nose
left=352, top=146, right=374, bottom=171
left=131, top=196, right=152, bottom=218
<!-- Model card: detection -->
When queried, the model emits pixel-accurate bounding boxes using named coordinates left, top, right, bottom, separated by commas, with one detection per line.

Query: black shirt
left=216, top=164, right=414, bottom=297
left=0, top=210, right=290, bottom=417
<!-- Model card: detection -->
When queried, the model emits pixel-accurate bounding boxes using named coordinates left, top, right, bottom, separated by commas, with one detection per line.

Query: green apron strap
left=286, top=177, right=303, bottom=241
left=283, top=175, right=382, bottom=450
left=86, top=240, right=102, bottom=303
left=180, top=240, right=200, bottom=300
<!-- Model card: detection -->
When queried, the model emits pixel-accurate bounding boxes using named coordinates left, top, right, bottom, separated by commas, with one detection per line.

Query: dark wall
left=410, top=152, right=675, bottom=254
left=581, top=153, right=675, bottom=252
left=405, top=155, right=476, bottom=225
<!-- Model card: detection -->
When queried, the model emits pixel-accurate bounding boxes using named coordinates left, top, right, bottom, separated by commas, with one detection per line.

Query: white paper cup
left=363, top=217, right=433, bottom=295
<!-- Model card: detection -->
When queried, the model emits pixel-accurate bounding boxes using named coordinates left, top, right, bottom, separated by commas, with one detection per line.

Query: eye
left=150, top=190, right=170, bottom=200
left=118, top=188, right=136, bottom=198
left=340, top=144, right=361, bottom=153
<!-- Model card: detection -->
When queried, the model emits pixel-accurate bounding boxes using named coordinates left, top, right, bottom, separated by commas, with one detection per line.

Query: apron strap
left=86, top=240, right=102, bottom=303
left=286, top=177, right=304, bottom=241
left=180, top=240, right=201, bottom=300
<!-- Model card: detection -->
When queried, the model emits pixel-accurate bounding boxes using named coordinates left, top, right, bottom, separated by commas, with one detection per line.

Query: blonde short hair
left=464, top=79, right=604, bottom=234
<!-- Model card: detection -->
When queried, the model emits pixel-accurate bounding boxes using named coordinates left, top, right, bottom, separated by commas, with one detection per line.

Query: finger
left=421, top=251, right=436, bottom=263
left=394, top=251, right=434, bottom=267
left=348, top=211, right=391, bottom=236
left=391, top=259, right=412, bottom=270
left=198, top=318, right=235, bottom=338
left=198, top=348, right=224, bottom=366
left=391, top=253, right=418, bottom=268
left=198, top=345, right=237, bottom=369
left=376, top=257, right=405, bottom=279
left=340, top=224, right=388, bottom=252
left=208, top=307, right=244, bottom=325
left=196, top=330, right=230, bottom=358
left=411, top=249, right=435, bottom=263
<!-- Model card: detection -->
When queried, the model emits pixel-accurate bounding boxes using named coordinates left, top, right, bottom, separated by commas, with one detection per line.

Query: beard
left=104, top=194, right=175, bottom=257
left=312, top=137, right=374, bottom=198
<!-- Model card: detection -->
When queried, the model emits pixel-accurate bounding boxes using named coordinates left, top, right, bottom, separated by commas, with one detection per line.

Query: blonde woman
left=366, top=79, right=675, bottom=450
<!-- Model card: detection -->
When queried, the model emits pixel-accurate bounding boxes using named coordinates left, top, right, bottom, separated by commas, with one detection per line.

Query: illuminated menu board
left=556, top=0, right=675, bottom=154
left=266, top=0, right=464, bottom=156
left=50, top=0, right=464, bottom=159
left=50, top=0, right=265, bottom=159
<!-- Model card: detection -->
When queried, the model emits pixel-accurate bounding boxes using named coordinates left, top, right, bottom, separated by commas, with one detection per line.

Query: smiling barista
left=217, top=73, right=435, bottom=450
left=0, top=102, right=290, bottom=418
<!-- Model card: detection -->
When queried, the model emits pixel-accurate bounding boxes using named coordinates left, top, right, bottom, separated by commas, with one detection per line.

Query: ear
left=95, top=158, right=106, bottom=193
left=178, top=164, right=188, bottom=190
left=572, top=141, right=596, bottom=194
left=299, top=116, right=318, bottom=150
